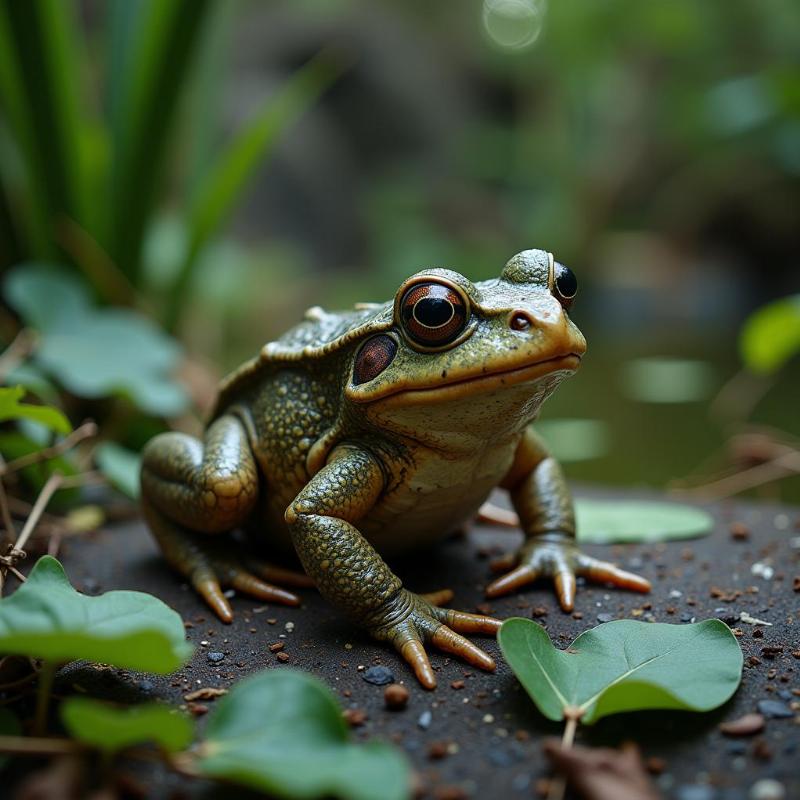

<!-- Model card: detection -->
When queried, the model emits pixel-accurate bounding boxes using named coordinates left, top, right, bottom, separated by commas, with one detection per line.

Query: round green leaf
left=61, top=697, right=193, bottom=754
left=498, top=618, right=742, bottom=725
left=199, top=670, right=411, bottom=800
left=576, top=499, right=713, bottom=544
left=0, top=556, right=192, bottom=672
left=95, top=442, right=141, bottom=499
left=3, top=265, right=189, bottom=417
left=740, top=294, right=800, bottom=374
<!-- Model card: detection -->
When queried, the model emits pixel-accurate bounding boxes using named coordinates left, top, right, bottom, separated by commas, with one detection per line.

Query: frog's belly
left=359, top=444, right=516, bottom=558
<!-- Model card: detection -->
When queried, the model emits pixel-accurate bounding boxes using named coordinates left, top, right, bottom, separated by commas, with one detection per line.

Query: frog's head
left=346, top=249, right=587, bottom=437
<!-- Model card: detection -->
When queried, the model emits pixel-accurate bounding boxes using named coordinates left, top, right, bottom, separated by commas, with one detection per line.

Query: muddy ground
left=11, top=488, right=800, bottom=799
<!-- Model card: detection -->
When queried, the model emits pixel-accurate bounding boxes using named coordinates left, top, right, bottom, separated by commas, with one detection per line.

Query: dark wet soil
left=10, top=488, right=800, bottom=799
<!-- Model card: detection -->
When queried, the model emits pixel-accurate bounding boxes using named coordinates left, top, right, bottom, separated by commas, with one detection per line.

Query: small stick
left=676, top=450, right=800, bottom=501
left=0, top=329, right=37, bottom=382
left=547, top=707, right=582, bottom=800
left=0, top=734, right=85, bottom=755
left=14, top=472, right=64, bottom=554
left=0, top=421, right=98, bottom=477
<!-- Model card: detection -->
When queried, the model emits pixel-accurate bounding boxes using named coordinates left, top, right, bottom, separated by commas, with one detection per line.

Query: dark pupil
left=555, top=264, right=577, bottom=298
left=415, top=297, right=453, bottom=328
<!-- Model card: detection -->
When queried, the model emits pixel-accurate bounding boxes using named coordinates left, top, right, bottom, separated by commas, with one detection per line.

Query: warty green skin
left=141, top=249, right=651, bottom=688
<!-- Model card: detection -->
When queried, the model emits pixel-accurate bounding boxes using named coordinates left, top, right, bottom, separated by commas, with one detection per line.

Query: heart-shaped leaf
left=0, top=386, right=71, bottom=434
left=0, top=556, right=192, bottom=672
left=95, top=442, right=141, bottom=499
left=498, top=618, right=742, bottom=725
left=576, top=499, right=713, bottom=544
left=61, top=697, right=193, bottom=754
left=3, top=265, right=188, bottom=417
left=198, top=669, right=410, bottom=800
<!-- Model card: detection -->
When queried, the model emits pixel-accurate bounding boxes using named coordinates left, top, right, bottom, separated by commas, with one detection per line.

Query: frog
left=140, top=249, right=650, bottom=689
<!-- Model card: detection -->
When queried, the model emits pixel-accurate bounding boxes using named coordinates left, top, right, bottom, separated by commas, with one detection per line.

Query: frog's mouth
left=372, top=353, right=582, bottom=406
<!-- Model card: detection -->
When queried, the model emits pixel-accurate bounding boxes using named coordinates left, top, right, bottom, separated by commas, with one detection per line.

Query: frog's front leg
left=285, top=444, right=501, bottom=689
left=141, top=414, right=311, bottom=622
left=485, top=428, right=651, bottom=610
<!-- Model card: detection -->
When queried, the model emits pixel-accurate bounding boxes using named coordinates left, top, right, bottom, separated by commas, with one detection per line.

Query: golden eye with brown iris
left=400, top=282, right=468, bottom=347
left=553, top=262, right=578, bottom=309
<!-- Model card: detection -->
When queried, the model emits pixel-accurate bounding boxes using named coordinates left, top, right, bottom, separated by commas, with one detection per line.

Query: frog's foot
left=484, top=534, right=651, bottom=611
left=144, top=502, right=305, bottom=622
left=368, top=589, right=501, bottom=689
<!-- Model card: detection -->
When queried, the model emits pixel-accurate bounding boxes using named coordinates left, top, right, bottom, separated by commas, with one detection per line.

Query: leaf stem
left=33, top=660, right=56, bottom=736
left=547, top=709, right=581, bottom=800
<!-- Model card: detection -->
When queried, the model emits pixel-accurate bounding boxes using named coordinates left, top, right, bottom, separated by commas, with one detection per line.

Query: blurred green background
left=1, top=0, right=799, bottom=502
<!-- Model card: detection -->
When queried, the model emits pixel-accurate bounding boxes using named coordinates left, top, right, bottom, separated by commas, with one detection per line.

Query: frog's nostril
left=509, top=311, right=533, bottom=332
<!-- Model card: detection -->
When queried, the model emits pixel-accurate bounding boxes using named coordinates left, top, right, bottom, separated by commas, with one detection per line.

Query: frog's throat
left=362, top=353, right=581, bottom=407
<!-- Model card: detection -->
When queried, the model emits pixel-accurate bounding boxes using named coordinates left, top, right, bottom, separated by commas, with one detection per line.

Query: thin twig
left=0, top=734, right=85, bottom=755
left=0, top=329, right=37, bottom=382
left=0, top=421, right=98, bottom=476
left=674, top=450, right=800, bottom=501
left=14, top=472, right=64, bottom=554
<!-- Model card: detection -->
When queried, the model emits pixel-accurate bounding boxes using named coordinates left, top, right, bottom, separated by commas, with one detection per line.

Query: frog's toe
left=246, top=558, right=316, bottom=589
left=420, top=588, right=454, bottom=606
left=193, top=568, right=234, bottom=624
left=435, top=607, right=502, bottom=635
left=228, top=569, right=301, bottom=606
left=429, top=625, right=496, bottom=672
left=554, top=567, right=577, bottom=612
left=484, top=564, right=538, bottom=598
left=398, top=636, right=437, bottom=689
left=577, top=554, right=651, bottom=593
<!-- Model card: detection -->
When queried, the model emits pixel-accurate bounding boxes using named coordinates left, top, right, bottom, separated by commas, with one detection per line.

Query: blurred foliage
left=740, top=294, right=800, bottom=374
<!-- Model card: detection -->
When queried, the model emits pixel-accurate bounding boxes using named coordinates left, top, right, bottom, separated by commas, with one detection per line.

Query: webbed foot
left=367, top=588, right=501, bottom=689
left=485, top=533, right=651, bottom=611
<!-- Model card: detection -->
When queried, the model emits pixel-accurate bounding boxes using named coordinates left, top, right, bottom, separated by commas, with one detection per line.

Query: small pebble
left=675, top=785, right=715, bottom=800
left=362, top=665, right=395, bottom=686
left=342, top=708, right=367, bottom=727
left=276, top=651, right=290, bottom=663
left=749, top=778, right=786, bottom=800
left=417, top=710, right=432, bottom=730
left=719, top=713, right=765, bottom=736
left=206, top=652, right=225, bottom=663
left=596, top=613, right=614, bottom=623
left=757, top=700, right=793, bottom=719
left=384, top=683, right=409, bottom=711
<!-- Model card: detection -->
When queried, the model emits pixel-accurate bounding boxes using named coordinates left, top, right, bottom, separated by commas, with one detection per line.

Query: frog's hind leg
left=140, top=414, right=308, bottom=622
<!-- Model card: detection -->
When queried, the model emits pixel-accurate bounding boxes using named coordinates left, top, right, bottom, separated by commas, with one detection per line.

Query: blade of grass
left=162, top=49, right=347, bottom=331
left=108, top=0, right=213, bottom=285
left=0, top=0, right=90, bottom=240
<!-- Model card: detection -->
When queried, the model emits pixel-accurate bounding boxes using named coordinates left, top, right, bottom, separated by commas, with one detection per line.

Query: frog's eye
left=353, top=335, right=397, bottom=385
left=400, top=282, right=468, bottom=348
left=553, top=262, right=578, bottom=309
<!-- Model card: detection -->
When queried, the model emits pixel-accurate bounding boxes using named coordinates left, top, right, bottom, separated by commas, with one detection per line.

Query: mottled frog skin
left=141, top=249, right=650, bottom=688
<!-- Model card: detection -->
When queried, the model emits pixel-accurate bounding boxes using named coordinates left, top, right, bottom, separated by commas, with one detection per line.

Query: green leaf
left=61, top=697, right=193, bottom=754
left=620, top=358, right=716, bottom=403
left=108, top=0, right=213, bottom=283
left=95, top=442, right=141, bottom=499
left=0, top=556, right=192, bottom=672
left=199, top=670, right=411, bottom=800
left=0, top=386, right=70, bottom=434
left=498, top=618, right=742, bottom=725
left=3, top=264, right=188, bottom=417
left=163, top=50, right=343, bottom=330
left=575, top=499, right=713, bottom=544
left=740, top=294, right=800, bottom=374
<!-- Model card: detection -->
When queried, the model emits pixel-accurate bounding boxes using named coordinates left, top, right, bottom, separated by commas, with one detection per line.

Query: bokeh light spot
left=482, top=0, right=546, bottom=51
